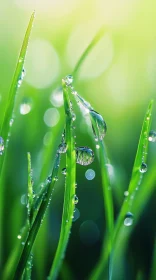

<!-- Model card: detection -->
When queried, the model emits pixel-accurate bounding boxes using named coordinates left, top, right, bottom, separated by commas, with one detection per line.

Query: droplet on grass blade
left=148, top=130, right=156, bottom=142
left=18, top=68, right=26, bottom=88
left=124, top=212, right=134, bottom=227
left=73, top=208, right=80, bottom=222
left=20, top=103, right=31, bottom=115
left=58, top=143, right=67, bottom=154
left=140, top=162, right=147, bottom=173
left=73, top=194, right=79, bottom=204
left=76, top=146, right=94, bottom=166
left=64, top=74, right=73, bottom=86
left=90, top=110, right=107, bottom=141
left=0, top=137, right=4, bottom=155
left=62, top=168, right=67, bottom=175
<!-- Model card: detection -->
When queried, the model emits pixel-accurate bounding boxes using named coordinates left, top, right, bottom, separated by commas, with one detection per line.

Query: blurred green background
left=1, top=0, right=156, bottom=279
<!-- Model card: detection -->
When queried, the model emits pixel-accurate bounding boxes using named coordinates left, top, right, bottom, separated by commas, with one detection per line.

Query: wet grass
left=1, top=12, right=156, bottom=280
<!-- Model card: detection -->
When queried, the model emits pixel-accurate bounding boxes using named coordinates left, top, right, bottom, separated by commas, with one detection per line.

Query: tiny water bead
left=72, top=113, right=76, bottom=121
left=148, top=130, right=156, bottom=142
left=18, top=68, right=26, bottom=87
left=76, top=146, right=94, bottom=166
left=0, top=137, right=4, bottom=155
left=73, top=194, right=79, bottom=204
left=20, top=103, right=31, bottom=115
left=124, top=212, right=134, bottom=227
left=73, top=208, right=80, bottom=222
left=85, top=169, right=95, bottom=180
left=90, top=110, right=107, bottom=141
left=64, top=74, right=73, bottom=86
left=96, top=144, right=100, bottom=149
left=58, top=143, right=67, bottom=153
left=140, top=162, right=147, bottom=173
left=124, top=191, right=129, bottom=197
left=9, top=118, right=14, bottom=127
left=62, top=168, right=67, bottom=175
left=17, top=235, right=22, bottom=239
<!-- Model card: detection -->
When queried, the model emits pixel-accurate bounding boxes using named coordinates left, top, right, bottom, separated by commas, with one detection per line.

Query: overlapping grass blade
left=48, top=80, right=76, bottom=280
left=27, top=152, right=34, bottom=226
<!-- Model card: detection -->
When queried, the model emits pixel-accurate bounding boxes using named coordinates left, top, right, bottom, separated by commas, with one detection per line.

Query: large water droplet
left=85, top=169, right=95, bottom=180
left=58, top=143, right=67, bottom=154
left=0, top=137, right=4, bottom=155
left=140, top=162, right=147, bottom=173
left=90, top=110, right=107, bottom=141
left=148, top=130, right=156, bottom=142
left=73, top=194, right=79, bottom=204
left=62, top=168, right=67, bottom=175
left=124, top=212, right=134, bottom=227
left=64, top=74, right=73, bottom=86
left=76, top=146, right=94, bottom=166
left=20, top=103, right=31, bottom=115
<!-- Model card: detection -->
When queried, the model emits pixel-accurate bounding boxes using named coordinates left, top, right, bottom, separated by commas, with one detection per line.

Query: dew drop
left=85, top=169, right=95, bottom=180
left=0, top=137, right=4, bottom=155
left=148, top=130, right=156, bottom=142
left=140, top=162, right=147, bottom=173
left=73, top=194, right=79, bottom=204
left=76, top=146, right=94, bottom=166
left=47, top=175, right=52, bottom=183
left=64, top=74, right=73, bottom=86
left=18, top=68, right=26, bottom=87
left=58, top=143, right=67, bottom=154
left=20, top=103, right=31, bottom=115
left=124, top=191, right=129, bottom=197
left=124, top=212, right=134, bottom=227
left=96, top=144, right=100, bottom=149
left=72, top=113, right=76, bottom=121
left=73, top=208, right=80, bottom=222
left=9, top=118, right=14, bottom=127
left=62, top=168, right=67, bottom=175
left=90, top=110, right=107, bottom=141
left=54, top=176, right=58, bottom=181
left=17, top=235, right=22, bottom=239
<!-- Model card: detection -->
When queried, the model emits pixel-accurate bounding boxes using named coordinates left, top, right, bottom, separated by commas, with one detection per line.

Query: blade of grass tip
left=113, top=100, right=153, bottom=243
left=0, top=11, right=35, bottom=268
left=69, top=89, right=114, bottom=279
left=48, top=79, right=76, bottom=280
left=72, top=26, right=106, bottom=78
left=108, top=100, right=154, bottom=279
left=3, top=153, right=61, bottom=280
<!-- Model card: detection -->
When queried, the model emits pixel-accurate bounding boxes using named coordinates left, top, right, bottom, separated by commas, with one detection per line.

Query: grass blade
left=48, top=79, right=76, bottom=280
left=72, top=26, right=106, bottom=78
left=27, top=152, right=34, bottom=225
left=149, top=239, right=156, bottom=280
left=0, top=12, right=35, bottom=268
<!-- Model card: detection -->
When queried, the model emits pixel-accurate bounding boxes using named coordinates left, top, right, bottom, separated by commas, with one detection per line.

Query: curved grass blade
left=90, top=100, right=154, bottom=279
left=48, top=80, right=76, bottom=280
left=27, top=152, right=34, bottom=226
left=72, top=26, right=106, bottom=78
left=0, top=12, right=35, bottom=268
left=2, top=153, right=60, bottom=280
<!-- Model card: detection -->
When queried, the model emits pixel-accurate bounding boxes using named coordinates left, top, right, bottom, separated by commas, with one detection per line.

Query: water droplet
left=73, top=208, right=80, bottom=222
left=124, top=212, right=134, bottom=227
left=47, top=175, right=52, bottom=183
left=90, top=110, right=107, bottom=141
left=140, top=162, right=147, bottom=173
left=72, top=113, right=76, bottom=121
left=62, top=168, right=67, bottom=175
left=148, top=130, right=156, bottom=142
left=64, top=74, right=73, bottom=86
left=21, top=194, right=27, bottom=205
left=72, top=90, right=77, bottom=95
left=73, top=194, right=79, bottom=204
left=96, top=144, right=100, bottom=149
left=20, top=103, right=31, bottom=115
left=21, top=242, right=25, bottom=246
left=76, top=146, right=94, bottom=166
left=17, top=235, right=22, bottom=239
left=58, top=143, right=67, bottom=153
left=9, top=118, right=14, bottom=127
left=54, top=176, right=58, bottom=181
left=0, top=137, right=4, bottom=155
left=85, top=169, right=95, bottom=180
left=18, top=68, right=26, bottom=87
left=124, top=191, right=129, bottom=197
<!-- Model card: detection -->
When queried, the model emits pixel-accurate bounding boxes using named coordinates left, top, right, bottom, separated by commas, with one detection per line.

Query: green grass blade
left=72, top=26, right=105, bottom=78
left=0, top=12, right=35, bottom=157
left=48, top=79, right=76, bottom=280
left=149, top=240, right=156, bottom=280
left=27, top=152, right=34, bottom=225
left=2, top=153, right=60, bottom=280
